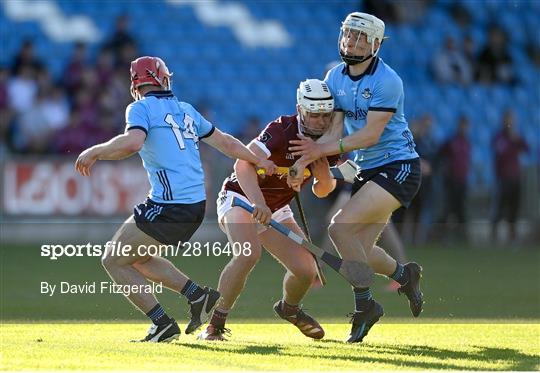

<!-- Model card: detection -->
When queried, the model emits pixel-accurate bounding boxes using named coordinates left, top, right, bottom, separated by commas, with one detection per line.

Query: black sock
left=146, top=303, right=171, bottom=325
left=353, top=287, right=374, bottom=312
left=389, top=262, right=410, bottom=286
left=180, top=280, right=206, bottom=302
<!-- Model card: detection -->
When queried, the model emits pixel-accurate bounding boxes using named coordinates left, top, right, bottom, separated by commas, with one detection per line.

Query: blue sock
left=146, top=303, right=171, bottom=325
left=180, top=280, right=205, bottom=302
left=390, top=263, right=409, bottom=285
left=353, top=287, right=373, bottom=312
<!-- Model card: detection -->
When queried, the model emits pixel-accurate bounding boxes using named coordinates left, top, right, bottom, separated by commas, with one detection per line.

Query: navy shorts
left=351, top=158, right=421, bottom=208
left=133, top=199, right=206, bottom=245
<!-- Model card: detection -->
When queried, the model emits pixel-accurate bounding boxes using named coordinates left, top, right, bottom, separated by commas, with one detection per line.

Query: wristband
left=338, top=138, right=345, bottom=154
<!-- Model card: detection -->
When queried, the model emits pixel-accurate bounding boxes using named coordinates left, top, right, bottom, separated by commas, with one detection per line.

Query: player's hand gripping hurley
left=257, top=159, right=359, bottom=184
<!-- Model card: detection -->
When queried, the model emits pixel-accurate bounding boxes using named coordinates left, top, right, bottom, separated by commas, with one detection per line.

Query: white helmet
left=339, top=12, right=385, bottom=65
left=296, top=79, right=334, bottom=138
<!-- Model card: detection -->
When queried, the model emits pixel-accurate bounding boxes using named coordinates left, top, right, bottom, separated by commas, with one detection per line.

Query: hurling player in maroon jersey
left=198, top=79, right=338, bottom=341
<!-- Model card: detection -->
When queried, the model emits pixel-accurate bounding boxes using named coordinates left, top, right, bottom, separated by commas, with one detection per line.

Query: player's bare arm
left=234, top=143, right=273, bottom=225
left=290, top=110, right=391, bottom=161
left=310, top=157, right=336, bottom=198
left=202, top=128, right=276, bottom=175
left=75, top=129, right=146, bottom=176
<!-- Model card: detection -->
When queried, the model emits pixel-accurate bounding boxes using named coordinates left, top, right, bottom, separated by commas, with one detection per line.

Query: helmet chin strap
left=340, top=39, right=380, bottom=66
left=340, top=51, right=372, bottom=65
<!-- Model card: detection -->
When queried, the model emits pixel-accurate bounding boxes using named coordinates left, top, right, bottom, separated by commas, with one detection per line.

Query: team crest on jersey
left=362, top=88, right=372, bottom=99
left=258, top=132, right=272, bottom=143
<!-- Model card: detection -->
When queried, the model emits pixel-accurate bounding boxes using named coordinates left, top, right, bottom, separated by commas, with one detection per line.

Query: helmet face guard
left=296, top=79, right=334, bottom=139
left=130, top=56, right=172, bottom=100
left=338, top=12, right=385, bottom=65
left=298, top=111, right=334, bottom=139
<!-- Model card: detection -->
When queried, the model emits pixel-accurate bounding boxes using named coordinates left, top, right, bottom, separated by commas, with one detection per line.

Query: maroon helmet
left=130, top=56, right=172, bottom=99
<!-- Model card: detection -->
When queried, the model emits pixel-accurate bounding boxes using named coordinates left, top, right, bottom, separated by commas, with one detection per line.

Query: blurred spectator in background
left=437, top=116, right=471, bottom=242
left=0, top=67, right=13, bottom=155
left=463, top=35, right=478, bottom=75
left=363, top=0, right=429, bottom=24
left=476, top=25, right=516, bottom=85
left=54, top=110, right=88, bottom=154
left=491, top=110, right=529, bottom=242
left=450, top=2, right=472, bottom=28
left=95, top=48, right=116, bottom=86
left=10, top=40, right=44, bottom=76
left=394, top=114, right=438, bottom=244
left=104, top=15, right=139, bottom=68
left=12, top=87, right=68, bottom=153
left=432, top=37, right=473, bottom=85
left=63, top=42, right=89, bottom=95
left=36, top=66, right=55, bottom=94
left=526, top=41, right=540, bottom=68
left=363, top=0, right=400, bottom=24
left=7, top=64, right=37, bottom=115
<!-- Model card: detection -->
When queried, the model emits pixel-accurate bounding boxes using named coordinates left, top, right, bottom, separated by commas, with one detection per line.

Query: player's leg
left=328, top=181, right=403, bottom=343
left=135, top=200, right=221, bottom=335
left=199, top=205, right=263, bottom=341
left=132, top=254, right=221, bottom=330
left=132, top=256, right=188, bottom=293
left=378, top=221, right=407, bottom=291
left=345, top=183, right=423, bottom=308
left=218, top=207, right=263, bottom=309
left=259, top=216, right=324, bottom=339
left=329, top=180, right=401, bottom=261
left=379, top=221, right=407, bottom=264
left=362, top=225, right=424, bottom=317
left=455, top=181, right=467, bottom=240
left=101, top=216, right=180, bottom=342
left=260, top=214, right=317, bottom=304
left=491, top=184, right=503, bottom=242
left=506, top=181, right=520, bottom=241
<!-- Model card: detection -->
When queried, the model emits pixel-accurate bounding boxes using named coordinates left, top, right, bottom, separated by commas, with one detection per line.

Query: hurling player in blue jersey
left=75, top=56, right=275, bottom=343
left=288, top=13, right=424, bottom=343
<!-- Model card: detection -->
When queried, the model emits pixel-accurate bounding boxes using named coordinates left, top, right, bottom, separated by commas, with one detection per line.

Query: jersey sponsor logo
left=258, top=132, right=272, bottom=143
left=345, top=107, right=368, bottom=121
left=361, top=88, right=372, bottom=99
left=337, top=89, right=346, bottom=96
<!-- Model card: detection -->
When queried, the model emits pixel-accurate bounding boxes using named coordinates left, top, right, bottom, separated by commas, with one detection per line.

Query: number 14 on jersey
left=165, top=113, right=199, bottom=150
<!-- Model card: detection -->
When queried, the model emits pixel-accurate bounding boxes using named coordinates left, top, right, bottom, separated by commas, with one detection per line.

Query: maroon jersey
left=493, top=129, right=528, bottom=180
left=222, top=115, right=338, bottom=212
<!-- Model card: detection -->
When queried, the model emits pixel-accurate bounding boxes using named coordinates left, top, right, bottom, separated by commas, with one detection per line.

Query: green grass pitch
left=1, top=322, right=539, bottom=370
left=1, top=245, right=539, bottom=370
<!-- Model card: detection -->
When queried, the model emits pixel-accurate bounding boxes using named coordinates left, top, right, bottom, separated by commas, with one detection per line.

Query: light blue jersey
left=324, top=58, right=418, bottom=170
left=125, top=91, right=214, bottom=204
